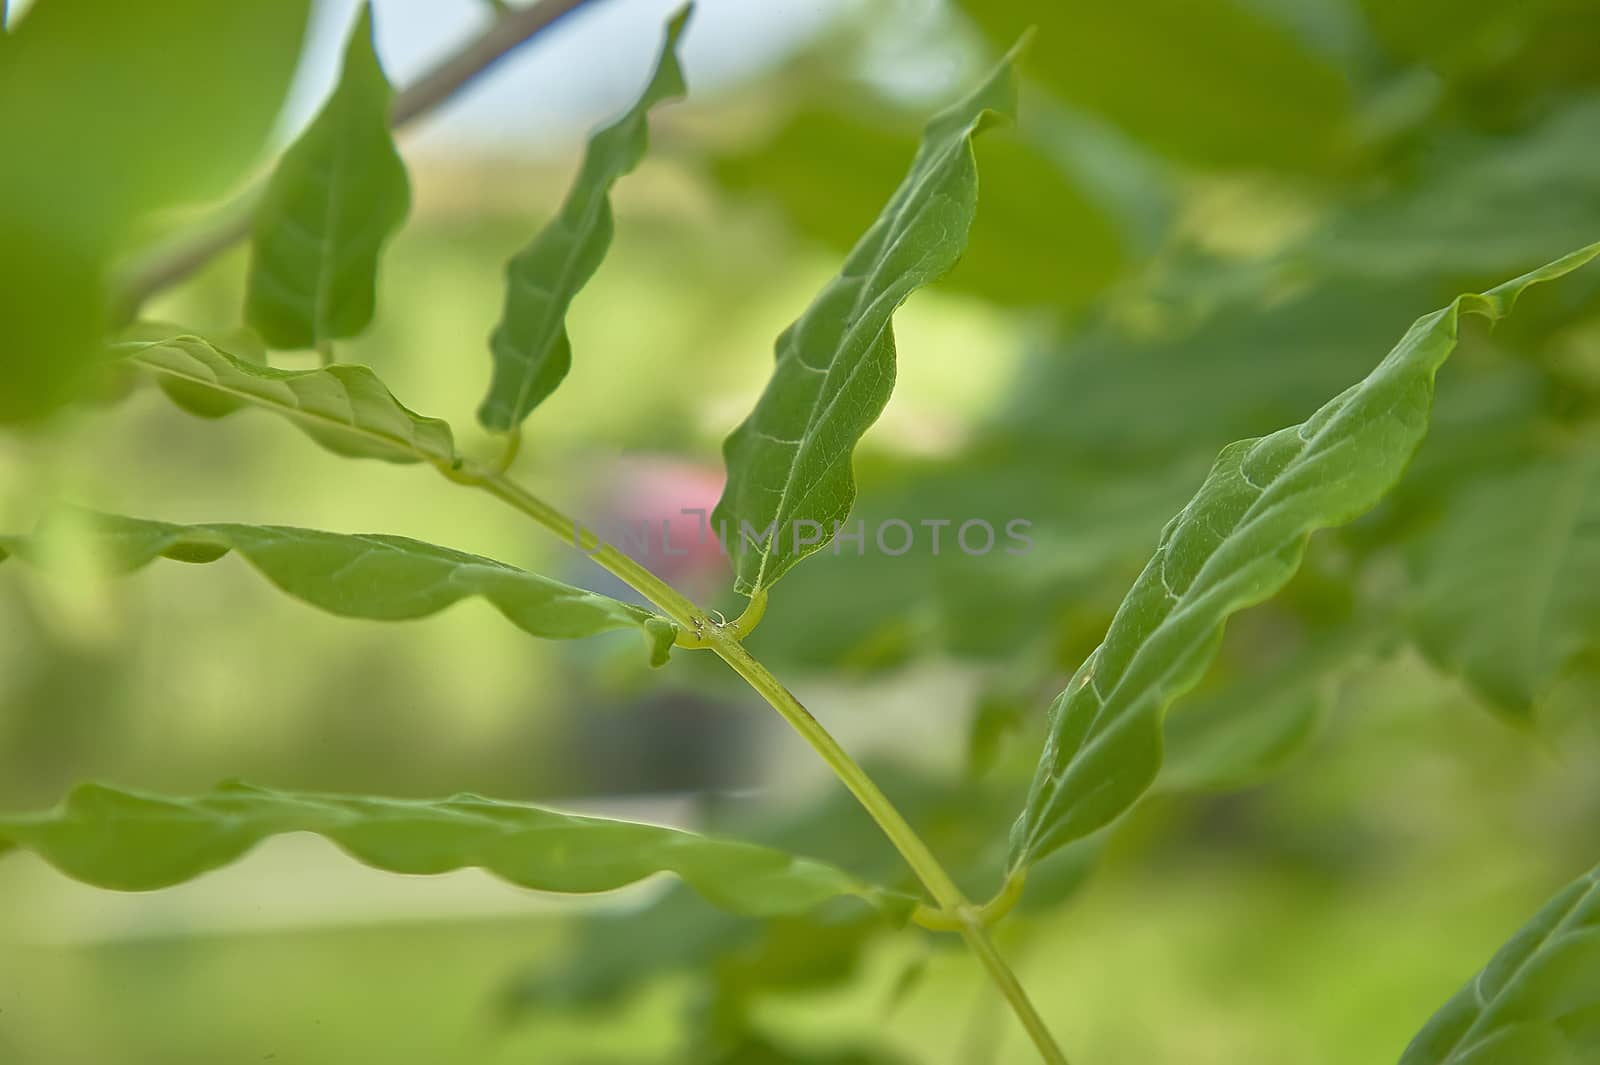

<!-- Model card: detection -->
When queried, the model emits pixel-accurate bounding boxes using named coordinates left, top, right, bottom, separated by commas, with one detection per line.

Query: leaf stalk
left=119, top=339, right=1074, bottom=1062
left=466, top=464, right=1071, bottom=1064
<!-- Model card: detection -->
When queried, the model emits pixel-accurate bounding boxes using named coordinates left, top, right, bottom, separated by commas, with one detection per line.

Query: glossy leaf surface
left=713, top=41, right=1023, bottom=596
left=478, top=6, right=690, bottom=431
left=1011, top=243, right=1600, bottom=869
left=0, top=781, right=889, bottom=917
left=245, top=4, right=410, bottom=350
left=0, top=511, right=676, bottom=665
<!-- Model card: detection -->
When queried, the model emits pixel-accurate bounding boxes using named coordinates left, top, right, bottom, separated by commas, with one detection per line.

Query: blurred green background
left=3, top=0, right=1600, bottom=1062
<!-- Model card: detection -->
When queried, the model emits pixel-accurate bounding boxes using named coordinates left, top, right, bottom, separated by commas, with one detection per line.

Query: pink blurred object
left=584, top=454, right=732, bottom=595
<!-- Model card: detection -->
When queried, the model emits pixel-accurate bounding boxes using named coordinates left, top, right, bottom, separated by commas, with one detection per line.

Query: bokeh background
left=3, top=0, right=1600, bottom=1062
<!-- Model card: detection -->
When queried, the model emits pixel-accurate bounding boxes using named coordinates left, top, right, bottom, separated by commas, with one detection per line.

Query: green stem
left=711, top=635, right=1069, bottom=1065
left=467, top=464, right=1071, bottom=1065
left=472, top=469, right=705, bottom=632
left=707, top=634, right=969, bottom=909
left=958, top=919, right=1068, bottom=1065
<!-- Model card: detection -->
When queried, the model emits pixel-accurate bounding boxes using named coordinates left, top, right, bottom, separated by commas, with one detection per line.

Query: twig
left=112, top=0, right=601, bottom=319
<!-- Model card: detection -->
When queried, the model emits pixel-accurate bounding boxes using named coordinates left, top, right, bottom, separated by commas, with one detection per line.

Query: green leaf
left=116, top=322, right=269, bottom=419
left=690, top=1034, right=910, bottom=1065
left=0, top=781, right=897, bottom=919
left=1158, top=617, right=1366, bottom=792
left=966, top=687, right=1032, bottom=781
left=477, top=5, right=690, bottom=432
left=0, top=0, right=310, bottom=421
left=503, top=759, right=1083, bottom=1020
left=1359, top=0, right=1600, bottom=123
left=1409, top=444, right=1600, bottom=721
left=956, top=0, right=1352, bottom=172
left=1010, top=242, right=1600, bottom=870
left=1001, top=276, right=1444, bottom=467
left=245, top=3, right=411, bottom=351
left=1303, top=99, right=1600, bottom=286
left=712, top=39, right=1025, bottom=597
left=112, top=333, right=458, bottom=466
left=709, top=102, right=1128, bottom=311
left=1400, top=859, right=1600, bottom=1065
left=1, top=511, right=677, bottom=666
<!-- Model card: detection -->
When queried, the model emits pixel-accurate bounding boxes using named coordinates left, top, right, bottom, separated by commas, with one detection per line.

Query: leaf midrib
left=748, top=124, right=975, bottom=590
left=1022, top=327, right=1430, bottom=855
left=500, top=159, right=612, bottom=423
left=119, top=341, right=448, bottom=465
left=311, top=83, right=359, bottom=342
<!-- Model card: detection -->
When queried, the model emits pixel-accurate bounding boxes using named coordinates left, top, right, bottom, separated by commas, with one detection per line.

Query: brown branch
left=112, top=0, right=600, bottom=320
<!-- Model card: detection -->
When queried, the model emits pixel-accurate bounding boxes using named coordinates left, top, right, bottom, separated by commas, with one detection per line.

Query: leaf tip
left=349, top=0, right=377, bottom=48
left=665, top=1, right=694, bottom=38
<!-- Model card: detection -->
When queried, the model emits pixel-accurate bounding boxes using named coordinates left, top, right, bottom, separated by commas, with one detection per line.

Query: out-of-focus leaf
left=1001, top=278, right=1440, bottom=466
left=0, top=511, right=677, bottom=665
left=112, top=333, right=458, bottom=466
left=508, top=913, right=869, bottom=1023
left=1160, top=669, right=1325, bottom=794
left=967, top=687, right=1031, bottom=780
left=743, top=452, right=1203, bottom=674
left=0, top=0, right=310, bottom=421
left=752, top=282, right=1439, bottom=676
left=744, top=270, right=1534, bottom=680
left=690, top=1034, right=909, bottom=1065
left=1400, top=859, right=1600, bottom=1065
left=957, top=0, right=1352, bottom=172
left=1159, top=616, right=1365, bottom=792
left=1010, top=243, right=1600, bottom=870
left=1303, top=98, right=1600, bottom=286
left=510, top=787, right=910, bottom=1013
left=711, top=104, right=1125, bottom=310
left=504, top=761, right=1085, bottom=1018
left=1015, top=835, right=1104, bottom=913
left=478, top=6, right=690, bottom=432
left=245, top=4, right=410, bottom=351
left=1361, top=0, right=1600, bottom=122
left=0, top=781, right=896, bottom=917
left=881, top=954, right=930, bottom=1018
left=713, top=41, right=1023, bottom=597
left=1409, top=444, right=1600, bottom=721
